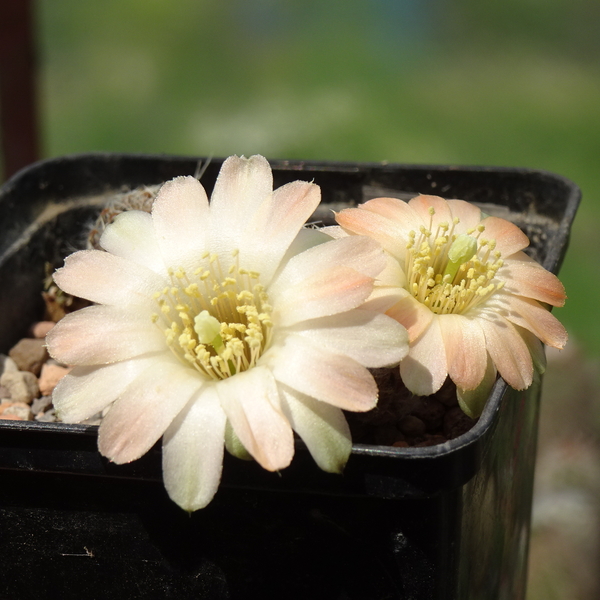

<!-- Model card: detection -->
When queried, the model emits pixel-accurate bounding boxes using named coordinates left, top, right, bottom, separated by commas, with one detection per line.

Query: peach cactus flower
left=335, top=194, right=567, bottom=417
left=46, top=155, right=408, bottom=511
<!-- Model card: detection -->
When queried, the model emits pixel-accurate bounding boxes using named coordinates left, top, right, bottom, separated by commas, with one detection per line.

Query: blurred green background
left=37, top=0, right=600, bottom=357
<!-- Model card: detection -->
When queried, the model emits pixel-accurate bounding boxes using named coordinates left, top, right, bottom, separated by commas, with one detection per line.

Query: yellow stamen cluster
left=151, top=250, right=273, bottom=380
left=405, top=208, right=505, bottom=315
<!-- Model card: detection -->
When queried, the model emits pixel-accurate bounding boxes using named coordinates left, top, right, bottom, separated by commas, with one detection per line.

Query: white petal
left=46, top=305, right=166, bottom=366
left=217, top=367, right=294, bottom=472
left=162, top=385, right=226, bottom=511
left=294, top=310, right=409, bottom=368
left=98, top=359, right=204, bottom=464
left=400, top=318, right=448, bottom=396
left=279, top=385, right=351, bottom=473
left=151, top=176, right=210, bottom=272
left=54, top=250, right=167, bottom=306
left=100, top=210, right=167, bottom=276
left=271, top=264, right=374, bottom=328
left=209, top=155, right=273, bottom=256
left=239, top=181, right=322, bottom=284
left=52, top=356, right=160, bottom=423
left=270, top=235, right=385, bottom=295
left=269, top=335, right=378, bottom=412
left=278, top=227, right=332, bottom=266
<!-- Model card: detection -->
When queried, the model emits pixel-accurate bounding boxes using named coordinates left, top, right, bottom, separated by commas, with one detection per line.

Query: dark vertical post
left=0, top=0, right=40, bottom=181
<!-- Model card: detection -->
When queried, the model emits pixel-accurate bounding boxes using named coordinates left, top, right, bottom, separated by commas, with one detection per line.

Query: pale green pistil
left=443, top=234, right=478, bottom=281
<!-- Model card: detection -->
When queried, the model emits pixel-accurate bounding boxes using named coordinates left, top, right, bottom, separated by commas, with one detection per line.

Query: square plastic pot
left=0, top=154, right=580, bottom=600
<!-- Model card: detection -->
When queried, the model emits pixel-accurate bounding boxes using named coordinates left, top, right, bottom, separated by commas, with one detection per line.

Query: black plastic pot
left=0, top=154, right=580, bottom=599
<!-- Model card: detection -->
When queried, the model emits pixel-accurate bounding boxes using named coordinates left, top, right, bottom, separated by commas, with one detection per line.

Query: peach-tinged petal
left=447, top=199, right=482, bottom=229
left=162, top=385, right=226, bottom=512
left=479, top=314, right=533, bottom=390
left=240, top=181, right=321, bottom=283
left=335, top=207, right=407, bottom=258
left=279, top=228, right=332, bottom=266
left=217, top=366, right=294, bottom=472
left=209, top=155, right=273, bottom=255
left=294, top=310, right=408, bottom=368
left=270, top=335, right=378, bottom=412
left=272, top=235, right=385, bottom=293
left=151, top=176, right=210, bottom=272
left=100, top=210, right=167, bottom=276
left=386, top=292, right=434, bottom=342
left=98, top=361, right=204, bottom=464
left=517, top=326, right=547, bottom=374
left=400, top=317, right=448, bottom=396
left=279, top=385, right=351, bottom=473
left=408, top=194, right=453, bottom=229
left=376, top=253, right=406, bottom=288
left=360, top=196, right=422, bottom=233
left=53, top=356, right=160, bottom=423
left=46, top=305, right=165, bottom=366
left=439, top=314, right=487, bottom=390
left=479, top=216, right=530, bottom=256
left=272, top=265, right=374, bottom=327
left=457, top=356, right=497, bottom=419
left=54, top=250, right=167, bottom=306
left=491, top=293, right=567, bottom=349
left=502, top=253, right=566, bottom=306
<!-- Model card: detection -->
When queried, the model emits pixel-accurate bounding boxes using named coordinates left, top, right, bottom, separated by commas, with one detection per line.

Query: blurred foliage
left=36, top=0, right=600, bottom=355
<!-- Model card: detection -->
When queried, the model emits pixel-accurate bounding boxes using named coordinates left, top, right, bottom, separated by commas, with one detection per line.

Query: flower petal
left=279, top=385, right=351, bottom=473
left=491, top=293, right=567, bottom=349
left=272, top=265, right=375, bottom=328
left=294, top=309, right=408, bottom=368
left=270, top=335, right=378, bottom=412
left=360, top=196, right=422, bottom=234
left=239, top=180, right=321, bottom=284
left=54, top=249, right=167, bottom=306
left=151, top=176, right=210, bottom=272
left=98, top=360, right=204, bottom=464
left=478, top=313, right=533, bottom=390
left=447, top=199, right=482, bottom=229
left=502, top=252, right=566, bottom=306
left=457, top=355, right=497, bottom=419
left=335, top=206, right=408, bottom=258
left=386, top=292, right=434, bottom=342
left=209, top=155, right=273, bottom=256
left=52, top=356, right=160, bottom=423
left=408, top=194, right=454, bottom=229
left=162, top=385, right=226, bottom=512
left=217, top=366, right=294, bottom=472
left=439, top=314, right=487, bottom=390
left=479, top=216, right=530, bottom=256
left=46, top=305, right=166, bottom=365
left=400, top=317, right=448, bottom=396
left=100, top=210, right=167, bottom=276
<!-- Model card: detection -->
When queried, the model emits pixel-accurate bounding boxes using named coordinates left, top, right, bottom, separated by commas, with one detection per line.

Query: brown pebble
left=411, top=397, right=446, bottom=431
left=38, top=363, right=71, bottom=396
left=443, top=406, right=476, bottom=439
left=30, top=321, right=55, bottom=339
left=9, top=338, right=49, bottom=376
left=0, top=371, right=40, bottom=404
left=392, top=440, right=409, bottom=448
left=0, top=402, right=33, bottom=420
left=398, top=415, right=426, bottom=437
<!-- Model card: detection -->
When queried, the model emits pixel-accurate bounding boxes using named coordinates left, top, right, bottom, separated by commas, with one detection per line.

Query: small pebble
left=30, top=321, right=55, bottom=339
left=38, top=363, right=71, bottom=396
left=31, top=395, right=53, bottom=415
left=0, top=370, right=40, bottom=404
left=9, top=338, right=49, bottom=376
left=0, top=402, right=33, bottom=421
left=399, top=415, right=426, bottom=437
left=0, top=354, right=19, bottom=377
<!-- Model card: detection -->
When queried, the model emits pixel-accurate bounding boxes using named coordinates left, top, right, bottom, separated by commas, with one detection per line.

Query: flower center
left=405, top=208, right=505, bottom=315
left=151, top=250, right=273, bottom=380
